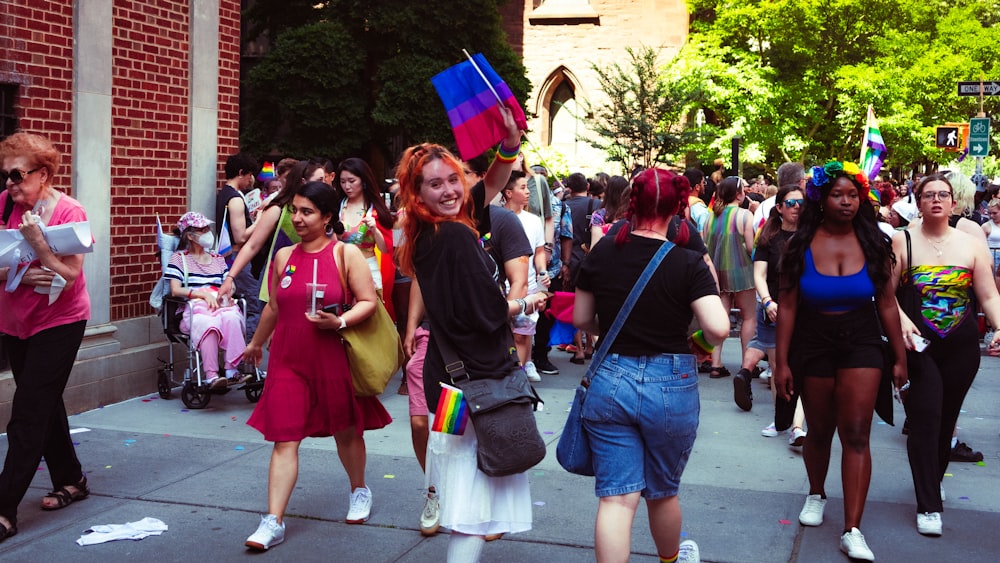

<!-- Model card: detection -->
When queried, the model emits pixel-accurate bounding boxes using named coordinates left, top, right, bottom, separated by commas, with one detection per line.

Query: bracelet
left=762, top=297, right=773, bottom=307
left=691, top=330, right=715, bottom=354
left=496, top=141, right=520, bottom=162
left=515, top=298, right=526, bottom=315
left=187, top=289, right=194, bottom=299
left=338, top=317, right=347, bottom=331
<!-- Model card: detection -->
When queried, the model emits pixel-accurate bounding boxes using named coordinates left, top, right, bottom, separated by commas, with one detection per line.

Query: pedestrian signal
left=935, top=126, right=960, bottom=150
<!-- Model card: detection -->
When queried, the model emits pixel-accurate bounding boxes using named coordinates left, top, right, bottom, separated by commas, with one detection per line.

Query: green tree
left=682, top=0, right=1000, bottom=172
left=240, top=0, right=529, bottom=164
left=586, top=46, right=704, bottom=173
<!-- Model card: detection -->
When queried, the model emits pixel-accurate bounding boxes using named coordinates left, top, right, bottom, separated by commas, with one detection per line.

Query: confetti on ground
left=231, top=416, right=237, bottom=421
left=37, top=467, right=43, bottom=471
left=680, top=531, right=688, bottom=538
left=533, top=501, right=545, bottom=506
left=960, top=496, right=969, bottom=500
left=944, top=473, right=953, bottom=477
left=779, top=519, right=792, bottom=525
left=141, top=399, right=152, bottom=402
left=105, top=465, right=112, bottom=469
left=234, top=446, right=245, bottom=451
left=124, top=439, right=136, bottom=446
left=70, top=428, right=91, bottom=435
left=533, top=471, right=545, bottom=476
left=180, top=409, right=189, bottom=413
left=543, top=431, right=554, bottom=435
left=383, top=474, right=395, bottom=479
left=876, top=421, right=886, bottom=425
left=73, top=442, right=80, bottom=446
left=164, top=434, right=170, bottom=437
left=977, top=461, right=986, bottom=466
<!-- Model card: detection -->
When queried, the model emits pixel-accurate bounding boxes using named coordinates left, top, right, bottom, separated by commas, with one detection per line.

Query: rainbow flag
left=431, top=52, right=527, bottom=161
left=432, top=383, right=469, bottom=435
left=257, top=162, right=276, bottom=182
left=859, top=106, right=886, bottom=181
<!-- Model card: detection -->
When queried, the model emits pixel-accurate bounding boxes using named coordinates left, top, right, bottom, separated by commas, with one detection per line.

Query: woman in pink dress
left=243, top=181, right=391, bottom=551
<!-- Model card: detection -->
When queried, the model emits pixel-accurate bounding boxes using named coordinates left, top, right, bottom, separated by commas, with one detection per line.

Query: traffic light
left=935, top=126, right=960, bottom=150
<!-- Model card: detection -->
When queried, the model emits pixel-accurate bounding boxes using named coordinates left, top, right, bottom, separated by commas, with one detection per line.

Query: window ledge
left=529, top=1, right=599, bottom=23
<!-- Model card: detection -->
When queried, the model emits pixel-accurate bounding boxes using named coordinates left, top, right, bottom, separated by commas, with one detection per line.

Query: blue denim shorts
left=748, top=302, right=775, bottom=351
left=581, top=353, right=699, bottom=499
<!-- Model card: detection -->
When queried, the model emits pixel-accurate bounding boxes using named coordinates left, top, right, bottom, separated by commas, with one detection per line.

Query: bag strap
left=180, top=252, right=190, bottom=288
left=904, top=229, right=912, bottom=285
left=1, top=190, right=13, bottom=224
left=333, top=241, right=353, bottom=305
left=582, top=240, right=676, bottom=385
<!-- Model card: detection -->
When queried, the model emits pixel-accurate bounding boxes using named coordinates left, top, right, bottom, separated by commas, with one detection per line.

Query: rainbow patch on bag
left=432, top=383, right=469, bottom=435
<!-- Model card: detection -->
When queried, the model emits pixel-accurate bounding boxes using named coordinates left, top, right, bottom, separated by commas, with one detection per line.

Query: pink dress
left=247, top=242, right=392, bottom=441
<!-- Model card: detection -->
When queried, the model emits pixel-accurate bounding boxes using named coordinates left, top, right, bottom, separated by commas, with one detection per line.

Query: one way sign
left=958, top=81, right=1000, bottom=97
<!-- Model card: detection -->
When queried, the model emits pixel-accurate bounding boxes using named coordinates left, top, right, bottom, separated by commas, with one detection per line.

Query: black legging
left=532, top=274, right=563, bottom=362
left=904, top=314, right=979, bottom=514
left=0, top=320, right=87, bottom=525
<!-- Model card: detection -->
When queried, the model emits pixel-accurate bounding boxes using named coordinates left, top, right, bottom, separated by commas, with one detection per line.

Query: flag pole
left=462, top=49, right=504, bottom=104
left=859, top=105, right=871, bottom=165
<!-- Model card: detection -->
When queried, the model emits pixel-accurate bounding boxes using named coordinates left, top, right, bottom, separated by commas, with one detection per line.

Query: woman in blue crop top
left=892, top=174, right=1000, bottom=538
left=774, top=161, right=907, bottom=562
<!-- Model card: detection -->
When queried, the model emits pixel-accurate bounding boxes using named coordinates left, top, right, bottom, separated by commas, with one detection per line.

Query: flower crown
left=805, top=160, right=870, bottom=201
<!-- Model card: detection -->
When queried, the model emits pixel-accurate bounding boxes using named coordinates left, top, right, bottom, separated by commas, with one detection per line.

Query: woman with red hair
left=394, top=104, right=547, bottom=562
left=573, top=168, right=730, bottom=563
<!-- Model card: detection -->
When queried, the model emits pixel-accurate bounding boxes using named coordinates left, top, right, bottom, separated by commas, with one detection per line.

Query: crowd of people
left=2, top=121, right=998, bottom=563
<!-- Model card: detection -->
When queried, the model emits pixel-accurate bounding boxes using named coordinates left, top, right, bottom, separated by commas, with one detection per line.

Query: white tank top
left=988, top=222, right=1000, bottom=249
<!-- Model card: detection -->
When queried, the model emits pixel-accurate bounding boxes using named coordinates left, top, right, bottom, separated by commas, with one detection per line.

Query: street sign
left=936, top=126, right=960, bottom=150
left=958, top=81, right=1000, bottom=97
left=969, top=117, right=991, bottom=157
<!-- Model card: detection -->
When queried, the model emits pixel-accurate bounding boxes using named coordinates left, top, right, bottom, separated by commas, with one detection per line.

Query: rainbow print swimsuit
left=909, top=265, right=973, bottom=337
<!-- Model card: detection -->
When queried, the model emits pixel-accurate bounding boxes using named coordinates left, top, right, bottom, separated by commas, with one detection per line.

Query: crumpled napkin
left=76, top=517, right=168, bottom=546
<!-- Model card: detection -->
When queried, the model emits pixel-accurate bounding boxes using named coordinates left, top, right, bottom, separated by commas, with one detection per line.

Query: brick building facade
left=499, top=0, right=689, bottom=173
left=0, top=0, right=241, bottom=427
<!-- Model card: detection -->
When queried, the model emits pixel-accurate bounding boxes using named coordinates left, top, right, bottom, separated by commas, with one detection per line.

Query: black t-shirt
left=604, top=216, right=707, bottom=255
left=485, top=206, right=532, bottom=289
left=564, top=195, right=601, bottom=264
left=752, top=229, right=793, bottom=300
left=577, top=235, right=718, bottom=356
left=414, top=221, right=521, bottom=411
left=471, top=180, right=490, bottom=237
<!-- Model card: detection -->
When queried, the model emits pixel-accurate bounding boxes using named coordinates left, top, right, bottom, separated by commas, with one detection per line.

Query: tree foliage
left=682, top=0, right=1000, bottom=173
left=241, top=0, right=529, bottom=163
left=586, top=47, right=703, bottom=173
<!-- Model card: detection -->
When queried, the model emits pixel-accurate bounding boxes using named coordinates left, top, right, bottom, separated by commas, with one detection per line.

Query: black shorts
left=789, top=305, right=886, bottom=379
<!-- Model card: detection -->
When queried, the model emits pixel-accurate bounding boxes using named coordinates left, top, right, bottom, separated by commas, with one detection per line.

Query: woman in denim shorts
left=774, top=161, right=907, bottom=562
left=575, top=168, right=730, bottom=563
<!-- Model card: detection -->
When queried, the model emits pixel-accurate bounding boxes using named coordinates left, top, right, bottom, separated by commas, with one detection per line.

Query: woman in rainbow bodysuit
left=892, top=173, right=1000, bottom=538
left=335, top=158, right=395, bottom=302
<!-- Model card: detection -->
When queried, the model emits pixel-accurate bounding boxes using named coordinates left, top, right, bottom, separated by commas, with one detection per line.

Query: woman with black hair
left=243, top=181, right=391, bottom=551
left=335, top=158, right=394, bottom=293
left=774, top=161, right=907, bottom=561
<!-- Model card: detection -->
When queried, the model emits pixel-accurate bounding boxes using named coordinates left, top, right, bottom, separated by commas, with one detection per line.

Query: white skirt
left=426, top=414, right=533, bottom=536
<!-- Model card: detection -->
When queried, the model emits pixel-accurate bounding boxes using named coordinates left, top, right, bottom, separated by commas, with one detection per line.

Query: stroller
left=152, top=216, right=265, bottom=409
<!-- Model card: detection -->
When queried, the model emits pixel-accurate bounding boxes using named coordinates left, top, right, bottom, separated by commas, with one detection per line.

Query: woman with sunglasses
left=892, top=173, right=1000, bottom=538
left=774, top=161, right=907, bottom=561
left=703, top=176, right=756, bottom=379
left=0, top=133, right=92, bottom=542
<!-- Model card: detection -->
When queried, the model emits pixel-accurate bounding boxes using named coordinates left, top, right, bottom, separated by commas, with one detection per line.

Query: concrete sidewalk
left=1, top=338, right=998, bottom=562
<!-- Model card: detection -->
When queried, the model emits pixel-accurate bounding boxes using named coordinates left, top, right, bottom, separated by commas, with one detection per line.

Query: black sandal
left=0, top=519, right=16, bottom=544
left=41, top=475, right=89, bottom=511
left=709, top=366, right=731, bottom=379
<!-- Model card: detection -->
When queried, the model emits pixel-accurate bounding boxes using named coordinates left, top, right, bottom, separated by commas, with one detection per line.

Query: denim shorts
left=748, top=302, right=775, bottom=351
left=581, top=353, right=699, bottom=499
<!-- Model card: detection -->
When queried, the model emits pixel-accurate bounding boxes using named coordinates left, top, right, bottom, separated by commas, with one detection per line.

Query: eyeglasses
left=920, top=191, right=952, bottom=201
left=1, top=167, right=41, bottom=184
left=782, top=198, right=804, bottom=208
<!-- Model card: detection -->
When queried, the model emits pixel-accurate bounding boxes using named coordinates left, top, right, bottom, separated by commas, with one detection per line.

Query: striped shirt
left=165, top=251, right=228, bottom=289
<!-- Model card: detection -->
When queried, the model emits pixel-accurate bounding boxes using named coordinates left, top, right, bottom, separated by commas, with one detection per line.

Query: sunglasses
left=782, top=198, right=804, bottom=208
left=1, top=167, right=41, bottom=185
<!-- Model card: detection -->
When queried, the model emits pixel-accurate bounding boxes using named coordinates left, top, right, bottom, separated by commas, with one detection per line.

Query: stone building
left=499, top=0, right=689, bottom=174
left=0, top=0, right=241, bottom=429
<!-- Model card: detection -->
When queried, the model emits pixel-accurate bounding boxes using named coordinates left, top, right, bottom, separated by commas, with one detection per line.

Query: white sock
left=447, top=532, right=486, bottom=563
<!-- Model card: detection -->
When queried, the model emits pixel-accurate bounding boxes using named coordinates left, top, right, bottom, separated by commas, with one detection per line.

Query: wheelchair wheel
left=157, top=368, right=173, bottom=399
left=181, top=381, right=211, bottom=409
left=244, top=381, right=263, bottom=403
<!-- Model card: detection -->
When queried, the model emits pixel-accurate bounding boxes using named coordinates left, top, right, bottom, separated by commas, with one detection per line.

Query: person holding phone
left=892, top=173, right=1000, bottom=538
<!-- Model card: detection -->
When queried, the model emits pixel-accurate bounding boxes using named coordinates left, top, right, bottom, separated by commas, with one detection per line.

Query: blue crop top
left=799, top=248, right=875, bottom=313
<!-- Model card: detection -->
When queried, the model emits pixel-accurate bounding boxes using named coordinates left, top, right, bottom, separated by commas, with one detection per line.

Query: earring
left=326, top=224, right=335, bottom=236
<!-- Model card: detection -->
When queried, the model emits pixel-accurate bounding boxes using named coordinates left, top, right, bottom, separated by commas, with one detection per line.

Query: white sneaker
left=798, top=494, right=826, bottom=526
left=917, top=512, right=942, bottom=536
left=346, top=486, right=372, bottom=524
left=419, top=491, right=441, bottom=536
left=940, top=484, right=946, bottom=502
left=761, top=423, right=778, bottom=437
left=839, top=527, right=874, bottom=561
left=524, top=361, right=541, bottom=382
left=760, top=367, right=772, bottom=382
left=678, top=539, right=700, bottom=563
left=789, top=427, right=807, bottom=448
left=245, top=514, right=285, bottom=551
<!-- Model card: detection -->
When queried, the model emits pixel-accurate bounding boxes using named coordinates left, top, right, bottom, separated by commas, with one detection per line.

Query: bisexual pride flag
left=432, top=383, right=469, bottom=435
left=431, top=53, right=528, bottom=161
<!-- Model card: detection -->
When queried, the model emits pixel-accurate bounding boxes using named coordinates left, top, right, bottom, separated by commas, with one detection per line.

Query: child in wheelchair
left=165, top=212, right=247, bottom=389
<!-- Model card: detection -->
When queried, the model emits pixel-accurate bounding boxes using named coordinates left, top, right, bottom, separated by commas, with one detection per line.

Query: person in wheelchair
left=166, top=211, right=246, bottom=389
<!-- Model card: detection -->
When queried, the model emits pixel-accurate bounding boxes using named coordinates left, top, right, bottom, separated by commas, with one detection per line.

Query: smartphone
left=321, top=303, right=345, bottom=316
left=912, top=335, right=930, bottom=353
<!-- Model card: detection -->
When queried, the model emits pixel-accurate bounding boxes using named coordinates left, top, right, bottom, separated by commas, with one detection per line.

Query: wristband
left=691, top=330, right=715, bottom=354
left=496, top=141, right=520, bottom=163
left=762, top=297, right=774, bottom=307
left=338, top=317, right=347, bottom=331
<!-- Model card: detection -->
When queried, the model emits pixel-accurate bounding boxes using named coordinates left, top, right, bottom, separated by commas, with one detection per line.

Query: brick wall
left=0, top=0, right=75, bottom=193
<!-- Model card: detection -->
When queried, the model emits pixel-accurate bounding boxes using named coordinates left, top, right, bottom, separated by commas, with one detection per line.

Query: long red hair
left=395, top=143, right=478, bottom=276
left=615, top=168, right=691, bottom=246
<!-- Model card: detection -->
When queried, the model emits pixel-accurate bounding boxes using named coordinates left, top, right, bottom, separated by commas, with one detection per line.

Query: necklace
left=632, top=227, right=667, bottom=239
left=922, top=228, right=950, bottom=257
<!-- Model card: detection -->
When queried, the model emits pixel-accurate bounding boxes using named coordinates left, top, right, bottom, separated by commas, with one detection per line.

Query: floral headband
left=805, top=161, right=870, bottom=201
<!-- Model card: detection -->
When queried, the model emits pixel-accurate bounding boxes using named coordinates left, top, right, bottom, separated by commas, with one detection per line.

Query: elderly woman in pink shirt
left=0, top=132, right=92, bottom=542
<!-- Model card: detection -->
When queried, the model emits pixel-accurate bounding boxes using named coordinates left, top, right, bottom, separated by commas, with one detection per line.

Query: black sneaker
left=733, top=369, right=752, bottom=411
left=950, top=441, right=984, bottom=462
left=698, top=360, right=713, bottom=373
left=534, top=357, right=559, bottom=376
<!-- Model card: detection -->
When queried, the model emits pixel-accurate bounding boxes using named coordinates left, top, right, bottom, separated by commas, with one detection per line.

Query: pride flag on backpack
left=431, top=52, right=527, bottom=161
left=432, top=383, right=469, bottom=435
